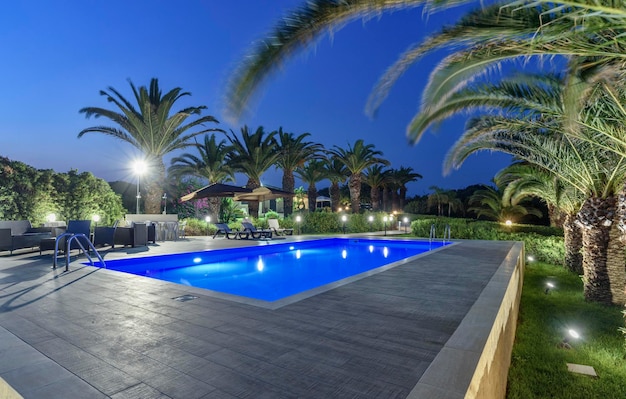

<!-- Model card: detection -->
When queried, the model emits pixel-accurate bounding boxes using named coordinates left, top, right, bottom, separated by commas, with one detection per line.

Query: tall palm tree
left=427, top=186, right=448, bottom=216
left=363, top=165, right=389, bottom=211
left=296, top=160, right=327, bottom=212
left=224, top=126, right=279, bottom=217
left=323, top=156, right=348, bottom=212
left=274, top=128, right=324, bottom=216
left=328, top=139, right=389, bottom=213
left=79, top=78, right=221, bottom=214
left=388, top=166, right=422, bottom=210
left=168, top=134, right=235, bottom=219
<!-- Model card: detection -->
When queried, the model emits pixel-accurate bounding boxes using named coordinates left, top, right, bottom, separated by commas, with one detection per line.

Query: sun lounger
left=241, top=221, right=273, bottom=239
left=213, top=223, right=248, bottom=239
left=267, top=219, right=293, bottom=236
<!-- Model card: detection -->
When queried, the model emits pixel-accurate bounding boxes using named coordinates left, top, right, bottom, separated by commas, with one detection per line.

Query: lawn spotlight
left=527, top=255, right=535, bottom=262
left=558, top=329, right=580, bottom=349
left=545, top=282, right=555, bottom=295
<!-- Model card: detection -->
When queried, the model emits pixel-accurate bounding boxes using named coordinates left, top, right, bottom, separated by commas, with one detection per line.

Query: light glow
left=341, top=249, right=347, bottom=259
left=193, top=257, right=202, bottom=263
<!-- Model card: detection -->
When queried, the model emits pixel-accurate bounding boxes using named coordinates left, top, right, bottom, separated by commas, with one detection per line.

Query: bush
left=411, top=216, right=564, bottom=264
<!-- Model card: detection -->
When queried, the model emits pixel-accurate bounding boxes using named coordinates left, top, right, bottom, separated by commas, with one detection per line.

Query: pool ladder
left=429, top=224, right=451, bottom=243
left=52, top=233, right=106, bottom=271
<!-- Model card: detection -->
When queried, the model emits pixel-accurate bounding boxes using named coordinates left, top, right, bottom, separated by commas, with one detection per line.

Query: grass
left=507, top=261, right=626, bottom=398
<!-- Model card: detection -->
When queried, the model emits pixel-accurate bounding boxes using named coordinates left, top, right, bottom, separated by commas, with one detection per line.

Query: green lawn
left=507, top=262, right=626, bottom=398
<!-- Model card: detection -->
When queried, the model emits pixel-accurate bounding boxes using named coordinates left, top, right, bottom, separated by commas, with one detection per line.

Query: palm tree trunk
left=563, top=213, right=583, bottom=274
left=208, top=197, right=221, bottom=222
left=307, top=184, right=317, bottom=212
left=330, top=182, right=340, bottom=213
left=399, top=187, right=407, bottom=210
left=607, top=222, right=626, bottom=305
left=391, top=189, right=399, bottom=211
left=348, top=175, right=361, bottom=213
left=371, top=187, right=380, bottom=211
left=382, top=188, right=390, bottom=212
left=282, top=170, right=295, bottom=217
left=144, top=160, right=166, bottom=214
left=578, top=196, right=616, bottom=304
left=245, top=178, right=261, bottom=218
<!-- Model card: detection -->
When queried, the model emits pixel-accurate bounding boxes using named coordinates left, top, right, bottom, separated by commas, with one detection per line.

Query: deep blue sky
left=0, top=1, right=511, bottom=196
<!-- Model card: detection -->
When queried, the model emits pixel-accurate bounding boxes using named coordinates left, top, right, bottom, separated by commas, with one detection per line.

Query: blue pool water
left=101, top=238, right=449, bottom=302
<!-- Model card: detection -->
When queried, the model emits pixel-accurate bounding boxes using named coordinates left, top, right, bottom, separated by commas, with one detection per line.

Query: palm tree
left=224, top=126, right=279, bottom=217
left=323, top=156, right=347, bottom=212
left=388, top=166, right=422, bottom=210
left=296, top=160, right=327, bottom=211
left=328, top=139, right=389, bottom=213
left=427, top=186, right=448, bottom=216
left=274, top=128, right=324, bottom=216
left=168, top=134, right=235, bottom=220
left=363, top=165, right=388, bottom=211
left=496, top=162, right=584, bottom=273
left=468, top=183, right=542, bottom=223
left=79, top=78, right=221, bottom=214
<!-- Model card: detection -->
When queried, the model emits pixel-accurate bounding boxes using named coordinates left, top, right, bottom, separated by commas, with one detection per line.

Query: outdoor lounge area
left=0, top=234, right=523, bottom=399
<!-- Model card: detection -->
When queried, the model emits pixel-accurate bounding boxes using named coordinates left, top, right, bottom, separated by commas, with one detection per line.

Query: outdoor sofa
left=0, top=220, right=52, bottom=254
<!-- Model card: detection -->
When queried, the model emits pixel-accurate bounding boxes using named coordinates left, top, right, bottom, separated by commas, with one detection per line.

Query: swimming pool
left=100, top=238, right=450, bottom=302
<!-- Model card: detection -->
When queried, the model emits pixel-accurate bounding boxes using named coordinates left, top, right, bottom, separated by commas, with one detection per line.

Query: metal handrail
left=52, top=233, right=106, bottom=271
left=429, top=224, right=436, bottom=243
left=443, top=224, right=451, bottom=243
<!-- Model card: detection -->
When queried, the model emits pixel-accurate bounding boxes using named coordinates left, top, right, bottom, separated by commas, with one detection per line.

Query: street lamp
left=133, top=160, right=147, bottom=214
left=341, top=214, right=347, bottom=234
left=296, top=215, right=302, bottom=235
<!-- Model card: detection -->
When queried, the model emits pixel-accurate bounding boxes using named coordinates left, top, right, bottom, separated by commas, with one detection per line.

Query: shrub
left=411, top=216, right=564, bottom=264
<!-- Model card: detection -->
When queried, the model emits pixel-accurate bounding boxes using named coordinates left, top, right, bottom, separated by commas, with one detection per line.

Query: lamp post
left=92, top=214, right=100, bottom=228
left=403, top=217, right=408, bottom=234
left=133, top=160, right=147, bottom=214
left=296, top=215, right=302, bottom=235
left=368, top=215, right=374, bottom=232
left=383, top=216, right=388, bottom=236
left=205, top=215, right=211, bottom=236
left=341, top=214, right=347, bottom=234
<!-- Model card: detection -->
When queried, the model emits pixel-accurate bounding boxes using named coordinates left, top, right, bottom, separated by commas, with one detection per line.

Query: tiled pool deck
left=0, top=233, right=520, bottom=399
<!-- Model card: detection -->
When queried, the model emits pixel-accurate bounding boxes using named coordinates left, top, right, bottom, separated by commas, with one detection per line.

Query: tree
left=168, top=134, right=235, bottom=219
left=442, top=74, right=626, bottom=304
left=328, top=139, right=389, bottom=213
left=79, top=78, right=221, bottom=213
left=427, top=186, right=448, bottom=217
left=363, top=165, right=388, bottom=211
left=274, top=128, right=324, bottom=216
left=224, top=126, right=279, bottom=217
left=496, top=162, right=584, bottom=273
left=322, top=156, right=348, bottom=213
left=388, top=166, right=422, bottom=210
left=296, top=160, right=327, bottom=212
left=468, top=183, right=542, bottom=223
